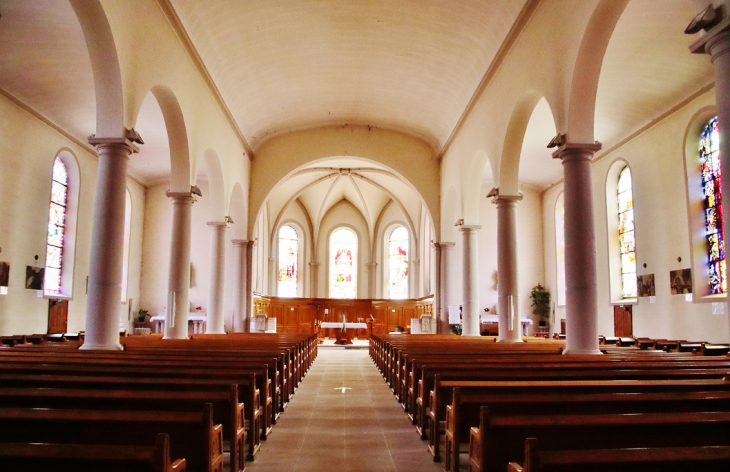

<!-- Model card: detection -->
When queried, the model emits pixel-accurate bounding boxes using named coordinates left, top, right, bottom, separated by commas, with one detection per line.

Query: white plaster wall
left=139, top=180, right=211, bottom=316
left=543, top=89, right=729, bottom=343
left=122, top=179, right=146, bottom=329
left=0, top=93, right=147, bottom=335
left=477, top=184, right=544, bottom=328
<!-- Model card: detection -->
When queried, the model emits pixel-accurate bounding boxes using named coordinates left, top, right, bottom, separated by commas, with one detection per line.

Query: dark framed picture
left=25, top=265, right=44, bottom=290
left=637, top=273, right=655, bottom=297
left=669, top=268, right=692, bottom=295
left=0, top=261, right=9, bottom=288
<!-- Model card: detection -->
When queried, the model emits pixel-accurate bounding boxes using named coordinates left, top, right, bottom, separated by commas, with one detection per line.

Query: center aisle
left=245, top=348, right=445, bottom=472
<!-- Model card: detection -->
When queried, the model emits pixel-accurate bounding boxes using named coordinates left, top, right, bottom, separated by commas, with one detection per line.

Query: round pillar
left=460, top=225, right=481, bottom=336
left=205, top=222, right=227, bottom=334
left=493, top=194, right=523, bottom=343
left=164, top=192, right=195, bottom=340
left=435, top=242, right=455, bottom=334
left=82, top=137, right=137, bottom=351
left=553, top=143, right=602, bottom=355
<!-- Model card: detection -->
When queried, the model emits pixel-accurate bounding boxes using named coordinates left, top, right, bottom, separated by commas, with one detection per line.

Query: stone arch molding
left=68, top=0, right=124, bottom=138
left=132, top=85, right=191, bottom=192
left=248, top=126, right=439, bottom=239
left=567, top=0, right=630, bottom=142
left=201, top=148, right=226, bottom=221
left=499, top=92, right=557, bottom=195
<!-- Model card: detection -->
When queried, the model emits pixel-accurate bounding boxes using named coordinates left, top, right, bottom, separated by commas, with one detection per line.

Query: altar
left=479, top=314, right=533, bottom=336
left=149, top=312, right=207, bottom=334
left=320, top=322, right=368, bottom=344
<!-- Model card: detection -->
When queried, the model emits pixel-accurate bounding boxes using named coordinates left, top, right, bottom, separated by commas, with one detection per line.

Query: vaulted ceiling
left=0, top=0, right=715, bottom=195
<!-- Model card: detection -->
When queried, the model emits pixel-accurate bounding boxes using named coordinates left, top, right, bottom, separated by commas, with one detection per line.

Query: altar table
left=320, top=322, right=368, bottom=344
left=150, top=312, right=207, bottom=334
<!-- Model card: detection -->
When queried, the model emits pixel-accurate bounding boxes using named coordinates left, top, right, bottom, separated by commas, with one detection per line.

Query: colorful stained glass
left=388, top=226, right=409, bottom=299
left=700, top=116, right=726, bottom=294
left=330, top=228, right=357, bottom=299
left=277, top=225, right=298, bottom=297
left=44, top=157, right=67, bottom=295
left=617, top=166, right=637, bottom=298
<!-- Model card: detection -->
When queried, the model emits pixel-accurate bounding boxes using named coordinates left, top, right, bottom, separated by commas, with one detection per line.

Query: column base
left=562, top=348, right=603, bottom=355
left=162, top=334, right=190, bottom=340
left=79, top=342, right=124, bottom=351
left=205, top=329, right=226, bottom=335
left=496, top=337, right=524, bottom=343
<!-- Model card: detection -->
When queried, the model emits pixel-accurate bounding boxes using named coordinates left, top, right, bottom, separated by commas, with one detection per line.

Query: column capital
left=689, top=10, right=730, bottom=55
left=207, top=221, right=228, bottom=228
left=366, top=262, right=378, bottom=268
left=434, top=241, right=455, bottom=249
left=88, top=135, right=140, bottom=154
left=459, top=225, right=482, bottom=233
left=231, top=239, right=252, bottom=246
left=551, top=142, right=602, bottom=160
left=166, top=191, right=195, bottom=204
left=309, top=262, right=320, bottom=267
left=490, top=193, right=523, bottom=205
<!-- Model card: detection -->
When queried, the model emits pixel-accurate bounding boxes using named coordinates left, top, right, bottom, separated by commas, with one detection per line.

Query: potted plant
left=135, top=309, right=149, bottom=327
left=530, top=284, right=551, bottom=329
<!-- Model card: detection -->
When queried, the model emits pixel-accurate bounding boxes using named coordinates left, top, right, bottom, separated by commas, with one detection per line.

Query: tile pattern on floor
left=245, top=348, right=444, bottom=472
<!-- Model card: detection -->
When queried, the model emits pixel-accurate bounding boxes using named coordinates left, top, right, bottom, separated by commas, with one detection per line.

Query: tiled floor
left=245, top=348, right=445, bottom=472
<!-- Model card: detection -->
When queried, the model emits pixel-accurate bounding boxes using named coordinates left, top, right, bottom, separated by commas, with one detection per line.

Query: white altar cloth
left=150, top=312, right=207, bottom=334
left=321, top=322, right=367, bottom=329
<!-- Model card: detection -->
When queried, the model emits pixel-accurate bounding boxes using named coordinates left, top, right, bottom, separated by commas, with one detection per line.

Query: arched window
left=700, top=116, right=725, bottom=294
left=330, top=228, right=357, bottom=298
left=44, top=157, right=68, bottom=295
left=617, top=166, right=637, bottom=298
left=388, top=226, right=409, bottom=299
left=277, top=225, right=298, bottom=297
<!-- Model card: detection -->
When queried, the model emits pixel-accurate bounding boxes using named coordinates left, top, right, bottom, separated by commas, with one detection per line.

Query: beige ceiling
left=0, top=0, right=716, bottom=192
left=169, top=0, right=529, bottom=151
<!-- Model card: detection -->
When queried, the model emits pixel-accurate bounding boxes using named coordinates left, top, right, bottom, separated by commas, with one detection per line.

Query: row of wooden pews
left=370, top=333, right=730, bottom=472
left=0, top=332, right=317, bottom=472
left=599, top=335, right=730, bottom=355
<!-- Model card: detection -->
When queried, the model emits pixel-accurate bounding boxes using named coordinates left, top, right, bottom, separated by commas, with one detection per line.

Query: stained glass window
left=330, top=228, right=357, bottom=299
left=617, top=166, right=637, bottom=298
left=701, top=116, right=726, bottom=294
left=44, top=157, right=67, bottom=295
left=389, top=226, right=409, bottom=299
left=277, top=225, right=298, bottom=297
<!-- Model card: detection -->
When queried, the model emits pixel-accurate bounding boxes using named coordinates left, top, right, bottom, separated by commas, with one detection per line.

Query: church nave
left=245, top=348, right=443, bottom=472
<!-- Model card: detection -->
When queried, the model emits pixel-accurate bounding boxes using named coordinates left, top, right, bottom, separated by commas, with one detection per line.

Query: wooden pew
left=506, top=437, right=730, bottom=472
left=445, top=386, right=730, bottom=471
left=420, top=364, right=730, bottom=448
left=0, top=385, right=245, bottom=472
left=0, top=404, right=222, bottom=472
left=0, top=433, right=187, bottom=472
left=0, top=371, right=261, bottom=461
left=468, top=407, right=730, bottom=472
left=0, top=345, right=275, bottom=436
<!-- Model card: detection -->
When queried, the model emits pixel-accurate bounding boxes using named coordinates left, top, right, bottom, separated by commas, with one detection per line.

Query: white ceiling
left=0, top=0, right=716, bottom=195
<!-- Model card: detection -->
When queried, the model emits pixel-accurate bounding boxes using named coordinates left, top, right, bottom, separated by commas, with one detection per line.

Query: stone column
left=82, top=137, right=138, bottom=350
left=205, top=222, right=227, bottom=334
left=309, top=262, right=320, bottom=297
left=434, top=242, right=455, bottom=333
left=460, top=225, right=481, bottom=336
left=164, top=192, right=195, bottom=340
left=552, top=143, right=602, bottom=354
left=492, top=193, right=524, bottom=343
left=690, top=15, right=730, bottom=341
left=268, top=256, right=276, bottom=295
left=366, top=262, right=377, bottom=298
left=231, top=240, right=247, bottom=332
left=243, top=240, right=255, bottom=331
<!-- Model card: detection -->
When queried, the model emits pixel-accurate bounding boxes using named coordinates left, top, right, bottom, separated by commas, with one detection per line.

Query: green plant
left=530, top=284, right=551, bottom=323
left=451, top=323, right=462, bottom=335
left=137, top=309, right=149, bottom=323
